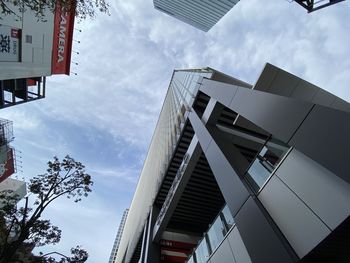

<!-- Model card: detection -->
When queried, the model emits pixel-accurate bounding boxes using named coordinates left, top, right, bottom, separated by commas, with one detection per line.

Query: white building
left=0, top=2, right=75, bottom=108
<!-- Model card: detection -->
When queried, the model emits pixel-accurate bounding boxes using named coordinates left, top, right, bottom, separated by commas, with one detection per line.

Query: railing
left=156, top=152, right=190, bottom=226
left=0, top=77, right=46, bottom=109
left=156, top=118, right=186, bottom=193
left=293, top=0, right=345, bottom=12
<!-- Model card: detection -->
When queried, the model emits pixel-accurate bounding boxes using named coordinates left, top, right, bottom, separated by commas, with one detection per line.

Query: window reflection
left=207, top=215, right=226, bottom=251
left=246, top=138, right=289, bottom=192
left=221, top=205, right=234, bottom=229
left=186, top=204, right=235, bottom=263
left=195, top=238, right=210, bottom=263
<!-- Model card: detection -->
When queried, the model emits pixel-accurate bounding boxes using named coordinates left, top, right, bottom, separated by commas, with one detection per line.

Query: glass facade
left=246, top=138, right=290, bottom=192
left=187, top=204, right=234, bottom=263
left=195, top=238, right=210, bottom=263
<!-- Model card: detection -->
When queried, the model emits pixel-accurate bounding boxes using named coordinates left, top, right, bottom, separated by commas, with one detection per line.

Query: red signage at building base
left=51, top=3, right=75, bottom=75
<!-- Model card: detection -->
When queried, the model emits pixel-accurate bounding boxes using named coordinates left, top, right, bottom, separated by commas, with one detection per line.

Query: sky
left=1, top=0, right=350, bottom=262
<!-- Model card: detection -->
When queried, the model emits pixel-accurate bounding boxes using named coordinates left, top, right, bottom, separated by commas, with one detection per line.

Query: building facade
left=109, top=209, right=130, bottom=263
left=153, top=0, right=239, bottom=32
left=0, top=118, right=16, bottom=183
left=115, top=63, right=350, bottom=263
left=0, top=2, right=75, bottom=108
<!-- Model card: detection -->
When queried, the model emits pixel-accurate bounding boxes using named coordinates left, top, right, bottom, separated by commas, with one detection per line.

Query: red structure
left=160, top=239, right=196, bottom=263
left=51, top=2, right=76, bottom=75
left=0, top=119, right=16, bottom=183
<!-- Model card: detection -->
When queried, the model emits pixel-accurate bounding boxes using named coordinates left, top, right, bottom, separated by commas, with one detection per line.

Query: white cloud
left=2, top=0, right=350, bottom=262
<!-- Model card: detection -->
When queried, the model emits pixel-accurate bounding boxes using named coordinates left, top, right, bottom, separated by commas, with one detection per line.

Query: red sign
left=27, top=78, right=37, bottom=86
left=11, top=28, right=20, bottom=38
left=160, top=239, right=196, bottom=263
left=51, top=2, right=75, bottom=75
left=0, top=148, right=15, bottom=183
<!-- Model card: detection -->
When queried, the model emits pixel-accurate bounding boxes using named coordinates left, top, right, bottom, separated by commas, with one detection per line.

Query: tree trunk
left=0, top=236, right=27, bottom=263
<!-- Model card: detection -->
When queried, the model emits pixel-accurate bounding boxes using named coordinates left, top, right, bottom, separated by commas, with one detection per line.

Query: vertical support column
left=144, top=205, right=160, bottom=263
left=139, top=217, right=149, bottom=263
left=0, top=80, right=4, bottom=108
left=188, top=108, right=250, bottom=217
left=188, top=106, right=297, bottom=263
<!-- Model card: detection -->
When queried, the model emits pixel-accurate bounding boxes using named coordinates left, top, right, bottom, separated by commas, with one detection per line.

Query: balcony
left=0, top=77, right=46, bottom=108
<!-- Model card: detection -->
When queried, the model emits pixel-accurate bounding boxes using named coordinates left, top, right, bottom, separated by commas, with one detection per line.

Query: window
left=246, top=138, right=289, bottom=192
left=186, top=204, right=235, bottom=263
left=25, top=35, right=32, bottom=43
left=0, top=25, right=21, bottom=62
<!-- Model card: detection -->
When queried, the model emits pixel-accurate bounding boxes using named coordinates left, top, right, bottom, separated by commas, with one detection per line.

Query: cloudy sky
left=1, top=0, right=350, bottom=262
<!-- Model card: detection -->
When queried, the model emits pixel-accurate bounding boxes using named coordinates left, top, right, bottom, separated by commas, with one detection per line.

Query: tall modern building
left=152, top=0, right=346, bottom=30
left=153, top=0, right=239, bottom=32
left=115, top=63, right=350, bottom=263
left=109, top=209, right=130, bottom=263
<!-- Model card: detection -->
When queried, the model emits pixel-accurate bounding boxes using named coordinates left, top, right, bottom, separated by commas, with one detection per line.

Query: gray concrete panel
left=330, top=98, right=350, bottom=113
left=258, top=176, right=331, bottom=258
left=210, top=238, right=237, bottom=263
left=188, top=111, right=212, bottom=152
left=205, top=140, right=250, bottom=216
left=227, top=227, right=252, bottom=263
left=201, top=98, right=224, bottom=126
left=200, top=78, right=314, bottom=142
left=312, top=89, right=336, bottom=107
left=212, top=71, right=252, bottom=88
left=208, top=126, right=251, bottom=176
left=268, top=70, right=300, bottom=97
left=144, top=206, right=160, bottom=263
left=188, top=111, right=250, bottom=217
left=200, top=78, right=238, bottom=107
left=290, top=80, right=318, bottom=102
left=253, top=63, right=279, bottom=92
left=289, top=105, right=350, bottom=182
left=228, top=87, right=314, bottom=142
left=235, top=197, right=295, bottom=263
left=276, top=149, right=350, bottom=230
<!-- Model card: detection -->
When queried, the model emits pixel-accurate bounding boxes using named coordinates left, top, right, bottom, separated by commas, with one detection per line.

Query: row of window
left=187, top=204, right=234, bottom=263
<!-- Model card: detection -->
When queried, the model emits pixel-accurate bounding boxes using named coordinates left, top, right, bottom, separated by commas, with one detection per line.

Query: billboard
left=51, top=3, right=75, bottom=75
left=0, top=25, right=20, bottom=62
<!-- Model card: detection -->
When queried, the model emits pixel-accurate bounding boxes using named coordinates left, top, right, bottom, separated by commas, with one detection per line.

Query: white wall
left=0, top=2, right=54, bottom=80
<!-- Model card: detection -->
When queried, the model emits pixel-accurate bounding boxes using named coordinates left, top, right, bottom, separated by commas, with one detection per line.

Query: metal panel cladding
left=153, top=0, right=239, bottom=32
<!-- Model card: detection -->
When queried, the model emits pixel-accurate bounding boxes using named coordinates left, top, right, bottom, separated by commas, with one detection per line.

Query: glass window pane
left=222, top=205, right=234, bottom=229
left=195, top=238, right=210, bottom=263
left=263, top=139, right=289, bottom=168
left=246, top=138, right=290, bottom=192
left=187, top=255, right=195, bottom=263
left=247, top=158, right=272, bottom=190
left=207, top=216, right=226, bottom=251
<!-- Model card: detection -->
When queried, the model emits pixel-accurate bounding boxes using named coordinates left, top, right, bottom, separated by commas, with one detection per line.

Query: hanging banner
left=0, top=25, right=20, bottom=62
left=51, top=3, right=75, bottom=75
